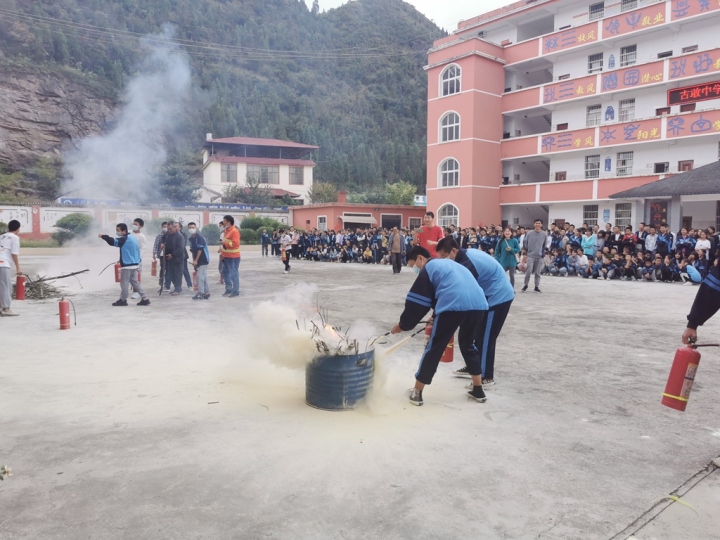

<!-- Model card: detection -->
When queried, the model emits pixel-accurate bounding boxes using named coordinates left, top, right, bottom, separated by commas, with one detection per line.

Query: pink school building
left=427, top=0, right=720, bottom=231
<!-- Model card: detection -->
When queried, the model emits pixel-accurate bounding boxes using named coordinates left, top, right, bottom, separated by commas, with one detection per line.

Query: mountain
left=0, top=0, right=444, bottom=201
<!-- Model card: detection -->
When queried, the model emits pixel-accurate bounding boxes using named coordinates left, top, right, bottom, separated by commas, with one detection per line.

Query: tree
left=307, top=182, right=338, bottom=203
left=52, top=212, right=95, bottom=245
left=157, top=154, right=202, bottom=202
left=385, top=181, right=416, bottom=205
left=223, top=175, right=274, bottom=205
left=311, top=0, right=320, bottom=15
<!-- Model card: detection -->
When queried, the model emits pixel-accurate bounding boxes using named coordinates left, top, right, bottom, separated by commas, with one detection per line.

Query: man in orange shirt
left=414, top=211, right=445, bottom=259
left=219, top=215, right=241, bottom=298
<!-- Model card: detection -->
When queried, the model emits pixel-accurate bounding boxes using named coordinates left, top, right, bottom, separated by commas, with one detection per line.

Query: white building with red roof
left=201, top=134, right=319, bottom=205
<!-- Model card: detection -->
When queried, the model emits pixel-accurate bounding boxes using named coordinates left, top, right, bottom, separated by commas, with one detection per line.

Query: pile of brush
left=14, top=270, right=88, bottom=300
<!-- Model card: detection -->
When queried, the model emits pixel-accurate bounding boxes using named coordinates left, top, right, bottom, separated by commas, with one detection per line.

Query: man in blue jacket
left=260, top=229, right=271, bottom=257
left=436, top=237, right=514, bottom=387
left=391, top=246, right=489, bottom=406
left=99, top=223, right=150, bottom=307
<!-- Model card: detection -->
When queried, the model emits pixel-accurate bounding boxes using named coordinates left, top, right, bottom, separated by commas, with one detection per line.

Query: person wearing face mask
left=187, top=222, right=210, bottom=300
left=163, top=220, right=185, bottom=295
left=219, top=215, right=241, bottom=297
left=99, top=223, right=150, bottom=306
left=153, top=221, right=168, bottom=288
left=130, top=218, right=147, bottom=299
left=391, top=246, right=489, bottom=406
left=177, top=223, right=194, bottom=290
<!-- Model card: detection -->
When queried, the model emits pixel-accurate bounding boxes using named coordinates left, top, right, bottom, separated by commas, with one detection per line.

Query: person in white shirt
left=695, top=230, right=712, bottom=252
left=644, top=226, right=658, bottom=255
left=131, top=218, right=148, bottom=299
left=280, top=229, right=292, bottom=273
left=0, top=220, right=22, bottom=317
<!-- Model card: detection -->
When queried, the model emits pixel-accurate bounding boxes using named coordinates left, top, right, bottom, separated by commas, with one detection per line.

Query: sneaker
left=191, top=293, right=203, bottom=300
left=112, top=299, right=128, bottom=306
left=170, top=292, right=180, bottom=296
left=0, top=309, right=19, bottom=317
left=137, top=298, right=151, bottom=306
left=452, top=366, right=472, bottom=379
left=131, top=292, right=140, bottom=299
left=229, top=292, right=240, bottom=298
left=222, top=292, right=232, bottom=297
left=203, top=294, right=211, bottom=300
left=408, top=388, right=423, bottom=406
left=521, top=286, right=528, bottom=292
left=482, top=379, right=496, bottom=388
left=284, top=270, right=289, bottom=274
left=534, top=287, right=542, bottom=293
left=631, top=277, right=637, bottom=281
left=468, top=386, right=488, bottom=403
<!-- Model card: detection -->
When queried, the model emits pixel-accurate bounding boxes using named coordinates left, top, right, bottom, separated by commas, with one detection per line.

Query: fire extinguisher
left=424, top=320, right=454, bottom=363
left=192, top=271, right=198, bottom=291
left=58, top=297, right=76, bottom=330
left=151, top=260, right=157, bottom=277
left=15, top=275, right=26, bottom=301
left=662, top=341, right=719, bottom=411
left=114, top=263, right=121, bottom=283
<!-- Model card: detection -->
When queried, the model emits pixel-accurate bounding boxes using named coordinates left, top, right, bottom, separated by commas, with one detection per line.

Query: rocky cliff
left=0, top=68, right=114, bottom=167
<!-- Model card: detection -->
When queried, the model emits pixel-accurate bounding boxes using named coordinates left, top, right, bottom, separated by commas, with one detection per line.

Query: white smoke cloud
left=63, top=26, right=192, bottom=202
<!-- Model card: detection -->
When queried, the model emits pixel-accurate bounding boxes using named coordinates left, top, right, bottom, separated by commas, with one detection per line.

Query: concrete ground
left=2, top=247, right=720, bottom=540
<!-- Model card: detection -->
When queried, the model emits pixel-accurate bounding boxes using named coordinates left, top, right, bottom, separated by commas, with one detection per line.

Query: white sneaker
left=284, top=270, right=289, bottom=274
left=131, top=292, right=140, bottom=299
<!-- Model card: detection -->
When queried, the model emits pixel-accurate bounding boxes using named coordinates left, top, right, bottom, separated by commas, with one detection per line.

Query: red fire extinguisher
left=15, top=275, right=26, bottom=301
left=192, top=271, right=198, bottom=291
left=151, top=260, right=157, bottom=277
left=59, top=297, right=76, bottom=330
left=424, top=320, right=454, bottom=363
left=114, top=263, right=121, bottom=283
left=662, top=342, right=718, bottom=411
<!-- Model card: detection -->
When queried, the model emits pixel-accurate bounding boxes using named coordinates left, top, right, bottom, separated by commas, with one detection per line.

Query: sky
left=305, top=0, right=513, bottom=32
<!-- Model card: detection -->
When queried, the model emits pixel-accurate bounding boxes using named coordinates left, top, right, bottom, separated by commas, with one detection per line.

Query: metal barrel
left=305, top=350, right=374, bottom=411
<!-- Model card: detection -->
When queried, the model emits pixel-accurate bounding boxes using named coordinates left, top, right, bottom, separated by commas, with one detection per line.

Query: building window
left=620, top=45, right=637, bottom=67
left=656, top=107, right=671, bottom=116
left=513, top=173, right=521, bottom=183
left=558, top=74, right=570, bottom=80
left=318, top=216, right=327, bottom=231
left=247, top=165, right=280, bottom=185
left=621, top=0, right=638, bottom=11
left=615, top=203, right=632, bottom=229
left=557, top=123, right=569, bottom=130
left=441, top=65, right=461, bottom=96
left=617, top=151, right=634, bottom=176
left=589, top=2, right=605, bottom=20
left=438, top=204, right=459, bottom=228
left=654, top=162, right=669, bottom=173
left=583, top=204, right=599, bottom=227
left=588, top=53, right=604, bottom=74
left=585, top=155, right=600, bottom=179
left=657, top=50, right=673, bottom=58
left=289, top=166, right=304, bottom=185
left=680, top=103, right=696, bottom=112
left=555, top=171, right=567, bottom=181
left=586, top=104, right=602, bottom=127
left=682, top=45, right=698, bottom=54
left=440, top=112, right=460, bottom=142
left=439, top=158, right=460, bottom=187
left=619, top=99, right=636, bottom=122
left=221, top=164, right=237, bottom=183
left=678, top=160, right=694, bottom=172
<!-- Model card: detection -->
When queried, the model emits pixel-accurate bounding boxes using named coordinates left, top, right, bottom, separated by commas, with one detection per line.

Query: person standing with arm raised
left=413, top=211, right=444, bottom=259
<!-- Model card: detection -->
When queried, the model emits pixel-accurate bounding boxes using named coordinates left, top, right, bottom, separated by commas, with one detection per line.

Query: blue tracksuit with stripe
left=687, top=265, right=720, bottom=329
left=453, top=249, right=514, bottom=380
left=399, top=259, right=487, bottom=385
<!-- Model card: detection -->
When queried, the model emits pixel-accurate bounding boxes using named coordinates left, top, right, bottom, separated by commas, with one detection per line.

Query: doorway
left=678, top=160, right=694, bottom=172
left=682, top=216, right=693, bottom=230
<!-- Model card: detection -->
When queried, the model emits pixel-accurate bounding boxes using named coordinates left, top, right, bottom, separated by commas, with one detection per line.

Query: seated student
left=620, top=254, right=637, bottom=281
left=694, top=248, right=709, bottom=279
left=661, top=255, right=679, bottom=282
left=362, top=247, right=373, bottom=263
left=517, top=252, right=528, bottom=273
left=550, top=248, right=569, bottom=276
left=327, top=246, right=339, bottom=262
left=593, top=255, right=616, bottom=280
left=679, top=258, right=692, bottom=284
left=569, top=248, right=588, bottom=276
left=540, top=249, right=555, bottom=275
left=640, top=258, right=657, bottom=282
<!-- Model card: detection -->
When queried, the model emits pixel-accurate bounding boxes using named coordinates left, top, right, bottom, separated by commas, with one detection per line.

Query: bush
left=239, top=228, right=259, bottom=245
left=202, top=224, right=221, bottom=245
left=52, top=212, right=95, bottom=245
left=240, top=216, right=285, bottom=231
left=52, top=229, right=75, bottom=246
left=0, top=222, right=7, bottom=235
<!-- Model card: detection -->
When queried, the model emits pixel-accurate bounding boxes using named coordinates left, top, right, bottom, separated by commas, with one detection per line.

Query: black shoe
left=137, top=298, right=151, bottom=306
left=521, top=286, right=528, bottom=292
left=468, top=386, right=487, bottom=403
left=222, top=292, right=231, bottom=297
left=203, top=294, right=210, bottom=300
left=452, top=366, right=471, bottom=378
left=191, top=294, right=203, bottom=300
left=534, top=287, right=542, bottom=293
left=229, top=292, right=240, bottom=298
left=408, top=389, right=423, bottom=406
left=112, top=299, right=128, bottom=307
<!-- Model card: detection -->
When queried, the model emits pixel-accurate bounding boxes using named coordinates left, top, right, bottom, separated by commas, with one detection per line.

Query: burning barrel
left=305, top=350, right=374, bottom=411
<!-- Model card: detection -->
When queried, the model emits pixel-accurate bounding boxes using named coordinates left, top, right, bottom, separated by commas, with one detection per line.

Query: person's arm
left=393, top=268, right=435, bottom=333
left=99, top=234, right=117, bottom=247
left=685, top=267, right=720, bottom=341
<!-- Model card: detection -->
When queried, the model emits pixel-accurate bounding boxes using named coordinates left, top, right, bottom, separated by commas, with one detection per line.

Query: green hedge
left=240, top=228, right=259, bottom=245
left=240, top=216, right=285, bottom=232
left=202, top=224, right=221, bottom=245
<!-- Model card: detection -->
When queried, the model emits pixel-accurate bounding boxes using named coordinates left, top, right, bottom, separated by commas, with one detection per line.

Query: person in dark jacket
left=162, top=221, right=186, bottom=295
left=260, top=229, right=271, bottom=257
left=683, top=260, right=720, bottom=344
left=99, top=223, right=150, bottom=306
left=177, top=223, right=193, bottom=289
left=188, top=222, right=210, bottom=300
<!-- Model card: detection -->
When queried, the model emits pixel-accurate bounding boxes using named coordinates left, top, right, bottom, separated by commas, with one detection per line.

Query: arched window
left=441, top=65, right=461, bottom=96
left=439, top=158, right=459, bottom=187
left=438, top=204, right=459, bottom=228
left=440, top=112, right=460, bottom=142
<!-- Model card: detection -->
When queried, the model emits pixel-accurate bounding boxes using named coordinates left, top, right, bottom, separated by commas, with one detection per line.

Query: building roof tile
left=610, top=161, right=720, bottom=199
left=207, top=156, right=316, bottom=167
left=205, top=137, right=319, bottom=150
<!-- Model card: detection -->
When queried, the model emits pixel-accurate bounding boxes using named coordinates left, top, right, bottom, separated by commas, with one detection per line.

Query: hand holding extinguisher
left=662, top=337, right=719, bottom=412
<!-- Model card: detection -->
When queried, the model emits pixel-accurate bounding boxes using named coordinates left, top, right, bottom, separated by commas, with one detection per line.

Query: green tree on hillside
left=307, top=182, right=338, bottom=204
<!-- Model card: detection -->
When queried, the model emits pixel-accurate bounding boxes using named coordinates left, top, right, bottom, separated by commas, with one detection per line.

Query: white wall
left=501, top=204, right=548, bottom=227
left=681, top=200, right=718, bottom=230
left=203, top=162, right=313, bottom=203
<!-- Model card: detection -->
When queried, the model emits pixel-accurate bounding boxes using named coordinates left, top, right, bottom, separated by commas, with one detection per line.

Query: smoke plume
left=63, top=26, right=192, bottom=202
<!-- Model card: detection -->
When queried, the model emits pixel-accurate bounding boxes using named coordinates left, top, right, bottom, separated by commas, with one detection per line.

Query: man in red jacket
left=414, top=211, right=444, bottom=259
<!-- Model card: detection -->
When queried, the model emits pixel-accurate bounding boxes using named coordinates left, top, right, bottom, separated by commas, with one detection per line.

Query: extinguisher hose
left=68, top=298, right=77, bottom=326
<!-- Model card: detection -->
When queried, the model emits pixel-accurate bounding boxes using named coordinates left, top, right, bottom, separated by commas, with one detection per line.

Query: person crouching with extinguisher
left=683, top=258, right=720, bottom=344
left=99, top=223, right=151, bottom=307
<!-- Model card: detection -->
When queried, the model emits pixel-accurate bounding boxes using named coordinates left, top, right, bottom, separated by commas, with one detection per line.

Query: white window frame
left=620, top=45, right=637, bottom=67
left=617, top=151, right=634, bottom=177
left=589, top=2, right=605, bottom=21
left=586, top=104, right=602, bottom=127
left=440, top=64, right=461, bottom=97
left=221, top=163, right=237, bottom=183
left=289, top=166, right=304, bottom=185
left=318, top=216, right=327, bottom=231
left=583, top=204, right=599, bottom=227
left=619, top=98, right=636, bottom=122
left=247, top=165, right=280, bottom=185
left=438, top=204, right=459, bottom=228
left=585, top=155, right=600, bottom=179
left=588, top=53, right=604, bottom=74
left=615, top=203, right=632, bottom=229
left=621, top=0, right=637, bottom=12
left=440, top=112, right=461, bottom=143
left=439, top=158, right=460, bottom=188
